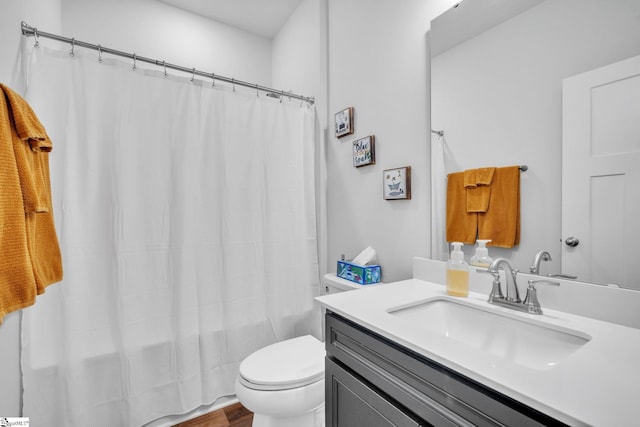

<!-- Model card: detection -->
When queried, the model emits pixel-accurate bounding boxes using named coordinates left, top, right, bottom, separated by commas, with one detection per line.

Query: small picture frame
left=353, top=135, right=375, bottom=167
left=383, top=166, right=411, bottom=200
left=334, top=107, right=354, bottom=138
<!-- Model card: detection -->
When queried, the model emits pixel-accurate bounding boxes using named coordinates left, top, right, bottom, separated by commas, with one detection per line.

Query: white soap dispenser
left=470, top=239, right=493, bottom=268
left=446, top=242, right=469, bottom=297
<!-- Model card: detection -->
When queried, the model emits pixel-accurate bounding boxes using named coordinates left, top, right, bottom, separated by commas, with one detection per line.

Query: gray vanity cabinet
left=326, top=358, right=422, bottom=426
left=324, top=311, right=568, bottom=427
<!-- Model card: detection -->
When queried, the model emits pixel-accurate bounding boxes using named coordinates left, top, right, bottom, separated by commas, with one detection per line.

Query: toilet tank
left=322, top=273, right=384, bottom=295
left=320, top=273, right=384, bottom=340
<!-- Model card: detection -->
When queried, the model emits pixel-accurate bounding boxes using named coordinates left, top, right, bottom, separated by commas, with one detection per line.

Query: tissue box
left=337, top=260, right=381, bottom=285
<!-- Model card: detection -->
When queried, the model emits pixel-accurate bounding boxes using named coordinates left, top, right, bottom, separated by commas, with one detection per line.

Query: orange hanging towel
left=478, top=166, right=520, bottom=248
left=464, top=167, right=496, bottom=213
left=0, top=83, right=63, bottom=325
left=446, top=171, right=477, bottom=244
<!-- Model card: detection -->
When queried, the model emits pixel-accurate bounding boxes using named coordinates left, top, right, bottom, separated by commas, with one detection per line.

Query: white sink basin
left=387, top=297, right=591, bottom=370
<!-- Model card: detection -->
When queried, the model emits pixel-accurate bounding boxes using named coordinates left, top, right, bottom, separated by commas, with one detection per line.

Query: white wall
left=272, top=0, right=326, bottom=112
left=326, top=0, right=456, bottom=282
left=0, top=0, right=62, bottom=87
left=431, top=0, right=640, bottom=274
left=61, top=0, right=272, bottom=85
left=272, top=0, right=329, bottom=278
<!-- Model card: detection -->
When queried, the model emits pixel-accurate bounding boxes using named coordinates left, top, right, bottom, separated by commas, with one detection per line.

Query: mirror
left=430, top=0, right=640, bottom=289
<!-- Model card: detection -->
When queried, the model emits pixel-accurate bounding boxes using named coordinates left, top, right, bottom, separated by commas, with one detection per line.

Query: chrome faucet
left=530, top=250, right=552, bottom=274
left=489, top=258, right=521, bottom=302
left=479, top=257, right=559, bottom=315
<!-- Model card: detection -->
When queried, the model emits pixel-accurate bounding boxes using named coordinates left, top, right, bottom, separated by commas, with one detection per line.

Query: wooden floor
left=172, top=402, right=253, bottom=427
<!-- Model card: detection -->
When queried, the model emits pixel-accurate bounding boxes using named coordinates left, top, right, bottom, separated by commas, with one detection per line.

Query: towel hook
left=69, top=38, right=75, bottom=57
left=33, top=27, right=40, bottom=48
left=97, top=45, right=103, bottom=63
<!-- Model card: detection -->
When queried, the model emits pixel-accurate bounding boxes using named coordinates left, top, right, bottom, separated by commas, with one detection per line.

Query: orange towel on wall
left=0, top=83, right=63, bottom=324
left=478, top=166, right=520, bottom=248
left=464, top=167, right=495, bottom=212
left=446, top=172, right=477, bottom=244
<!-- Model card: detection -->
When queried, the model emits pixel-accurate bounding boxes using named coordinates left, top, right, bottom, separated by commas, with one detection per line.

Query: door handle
left=565, top=237, right=580, bottom=247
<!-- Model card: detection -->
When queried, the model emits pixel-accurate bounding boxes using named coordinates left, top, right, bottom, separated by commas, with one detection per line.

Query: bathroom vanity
left=316, top=258, right=640, bottom=426
left=324, top=311, right=564, bottom=426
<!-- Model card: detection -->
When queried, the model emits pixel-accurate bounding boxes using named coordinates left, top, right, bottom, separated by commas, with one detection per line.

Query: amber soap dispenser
left=446, top=242, right=469, bottom=297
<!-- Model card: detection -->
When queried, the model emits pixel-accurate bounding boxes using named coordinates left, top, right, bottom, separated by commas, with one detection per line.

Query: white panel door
left=562, top=54, right=640, bottom=289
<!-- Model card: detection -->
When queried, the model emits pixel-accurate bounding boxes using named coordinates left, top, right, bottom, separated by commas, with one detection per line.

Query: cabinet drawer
left=326, top=357, right=423, bottom=427
left=326, top=312, right=567, bottom=427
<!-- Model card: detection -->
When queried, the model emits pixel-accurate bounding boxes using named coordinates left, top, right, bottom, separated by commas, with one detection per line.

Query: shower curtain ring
left=280, top=90, right=284, bottom=103
left=232, top=78, right=236, bottom=92
left=98, top=45, right=103, bottom=63
left=191, top=68, right=196, bottom=83
left=163, top=60, right=167, bottom=78
left=211, top=73, right=215, bottom=87
left=256, top=83, right=259, bottom=98
left=33, top=27, right=40, bottom=48
left=132, top=53, right=137, bottom=71
left=69, top=38, right=75, bottom=57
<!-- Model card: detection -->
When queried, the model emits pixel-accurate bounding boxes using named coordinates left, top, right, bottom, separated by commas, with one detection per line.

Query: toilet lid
left=238, top=335, right=325, bottom=391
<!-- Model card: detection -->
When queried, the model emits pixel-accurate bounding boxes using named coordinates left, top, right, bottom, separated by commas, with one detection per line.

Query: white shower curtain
left=431, top=132, right=459, bottom=261
left=431, top=132, right=448, bottom=261
left=20, top=45, right=320, bottom=426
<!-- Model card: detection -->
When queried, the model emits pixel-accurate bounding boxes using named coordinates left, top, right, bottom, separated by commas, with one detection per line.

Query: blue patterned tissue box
left=337, top=261, right=381, bottom=285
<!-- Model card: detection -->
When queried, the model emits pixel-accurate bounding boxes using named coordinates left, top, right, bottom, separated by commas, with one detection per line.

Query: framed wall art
left=383, top=166, right=411, bottom=200
left=334, top=107, right=353, bottom=138
left=353, top=135, right=375, bottom=167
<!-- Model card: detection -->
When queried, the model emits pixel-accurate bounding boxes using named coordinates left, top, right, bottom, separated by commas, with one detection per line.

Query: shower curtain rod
left=20, top=22, right=315, bottom=105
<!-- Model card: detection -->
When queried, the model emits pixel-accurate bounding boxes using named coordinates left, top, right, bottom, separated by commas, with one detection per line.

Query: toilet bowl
left=235, top=273, right=384, bottom=427
left=235, top=335, right=326, bottom=427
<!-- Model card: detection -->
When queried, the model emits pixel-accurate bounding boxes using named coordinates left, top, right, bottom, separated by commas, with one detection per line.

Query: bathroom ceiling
left=158, top=0, right=304, bottom=38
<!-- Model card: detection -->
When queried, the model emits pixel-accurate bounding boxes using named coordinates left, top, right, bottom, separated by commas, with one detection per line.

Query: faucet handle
left=477, top=268, right=504, bottom=301
left=477, top=268, right=499, bottom=279
left=528, top=279, right=560, bottom=288
left=523, top=280, right=560, bottom=315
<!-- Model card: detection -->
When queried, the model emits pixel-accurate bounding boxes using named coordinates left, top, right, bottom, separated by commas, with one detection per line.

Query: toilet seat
left=238, top=335, right=325, bottom=391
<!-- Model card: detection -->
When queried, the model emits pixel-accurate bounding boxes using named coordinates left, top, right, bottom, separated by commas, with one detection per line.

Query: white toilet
left=235, top=273, right=382, bottom=427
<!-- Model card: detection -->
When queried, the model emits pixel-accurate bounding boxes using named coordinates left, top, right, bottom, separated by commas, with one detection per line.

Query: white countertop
left=316, top=278, right=640, bottom=426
